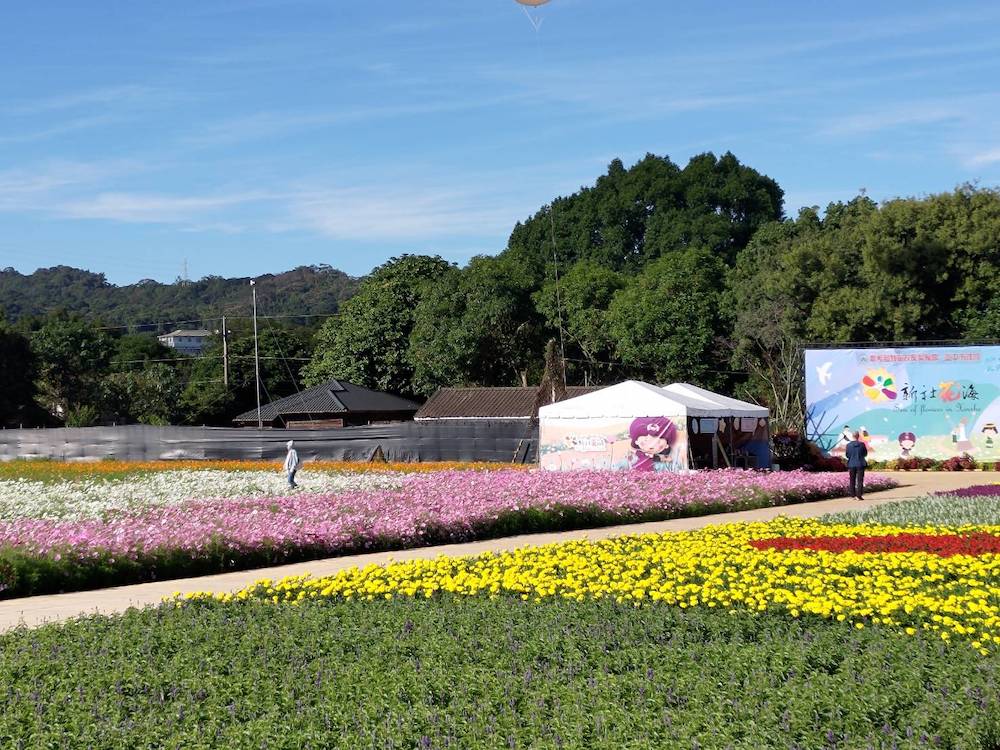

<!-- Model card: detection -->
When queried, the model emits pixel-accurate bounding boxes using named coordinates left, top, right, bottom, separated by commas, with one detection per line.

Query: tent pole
left=729, top=417, right=735, bottom=468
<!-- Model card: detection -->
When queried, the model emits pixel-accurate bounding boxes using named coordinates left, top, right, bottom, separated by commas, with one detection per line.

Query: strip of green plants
left=823, top=493, right=1000, bottom=527
left=1, top=486, right=866, bottom=599
left=2, top=598, right=998, bottom=749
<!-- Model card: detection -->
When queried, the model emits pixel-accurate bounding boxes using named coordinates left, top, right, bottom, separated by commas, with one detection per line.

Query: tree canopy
left=6, top=155, right=999, bottom=431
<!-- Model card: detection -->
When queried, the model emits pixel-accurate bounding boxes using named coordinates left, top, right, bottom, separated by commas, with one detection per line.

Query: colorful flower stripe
left=935, top=484, right=1000, bottom=498
left=0, top=459, right=521, bottom=480
left=0, top=469, right=894, bottom=558
left=182, top=516, right=1000, bottom=654
left=750, top=532, right=1000, bottom=557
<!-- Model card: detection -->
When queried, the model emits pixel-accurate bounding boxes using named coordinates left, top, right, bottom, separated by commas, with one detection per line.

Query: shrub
left=940, top=453, right=977, bottom=471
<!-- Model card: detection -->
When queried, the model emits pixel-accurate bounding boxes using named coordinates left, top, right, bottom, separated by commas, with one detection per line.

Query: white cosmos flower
left=0, top=470, right=403, bottom=521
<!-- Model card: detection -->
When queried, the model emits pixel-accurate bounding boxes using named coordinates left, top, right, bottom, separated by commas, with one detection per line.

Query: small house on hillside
left=233, top=379, right=420, bottom=428
left=157, top=329, right=212, bottom=355
left=415, top=385, right=604, bottom=421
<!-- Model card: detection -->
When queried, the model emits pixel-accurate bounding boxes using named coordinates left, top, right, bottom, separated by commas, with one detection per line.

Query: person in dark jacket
left=845, top=431, right=868, bottom=500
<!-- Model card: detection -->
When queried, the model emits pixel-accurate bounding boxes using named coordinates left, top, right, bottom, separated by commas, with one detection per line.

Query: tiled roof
left=414, top=386, right=604, bottom=420
left=233, top=379, right=420, bottom=423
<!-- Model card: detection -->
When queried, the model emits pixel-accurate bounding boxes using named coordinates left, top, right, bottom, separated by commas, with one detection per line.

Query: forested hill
left=0, top=264, right=358, bottom=327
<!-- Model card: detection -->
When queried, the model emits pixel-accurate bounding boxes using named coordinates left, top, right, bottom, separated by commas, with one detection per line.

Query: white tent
left=660, top=382, right=768, bottom=418
left=538, top=380, right=771, bottom=472
left=539, top=380, right=722, bottom=420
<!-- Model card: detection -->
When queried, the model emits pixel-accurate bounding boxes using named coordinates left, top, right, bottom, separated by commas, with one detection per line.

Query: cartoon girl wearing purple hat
left=898, top=432, right=916, bottom=458
left=629, top=416, right=678, bottom=472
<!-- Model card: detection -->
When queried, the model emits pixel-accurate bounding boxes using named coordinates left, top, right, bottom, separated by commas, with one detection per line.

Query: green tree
left=29, top=314, right=113, bottom=418
left=303, top=255, right=453, bottom=396
left=110, top=333, right=175, bottom=372
left=101, top=365, right=185, bottom=425
left=724, top=218, right=816, bottom=429
left=607, top=249, right=726, bottom=387
left=0, top=318, right=38, bottom=427
left=506, top=152, right=782, bottom=279
left=533, top=261, right=625, bottom=384
left=409, top=255, right=542, bottom=396
left=179, top=324, right=314, bottom=425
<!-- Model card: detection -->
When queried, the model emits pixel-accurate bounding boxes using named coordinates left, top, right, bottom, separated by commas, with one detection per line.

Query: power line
left=92, top=311, right=341, bottom=332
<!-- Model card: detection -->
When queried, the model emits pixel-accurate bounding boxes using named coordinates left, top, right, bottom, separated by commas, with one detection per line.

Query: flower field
left=0, top=469, right=402, bottom=520
left=0, top=467, right=894, bottom=598
left=188, top=513, right=1000, bottom=653
left=2, top=485, right=1000, bottom=747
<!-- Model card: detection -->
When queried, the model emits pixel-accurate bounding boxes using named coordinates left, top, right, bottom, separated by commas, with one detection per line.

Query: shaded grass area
left=2, top=598, right=999, bottom=749
left=1, top=484, right=887, bottom=599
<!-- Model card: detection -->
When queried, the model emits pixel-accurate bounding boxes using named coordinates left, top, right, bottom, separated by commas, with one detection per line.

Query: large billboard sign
left=805, top=345, right=1000, bottom=462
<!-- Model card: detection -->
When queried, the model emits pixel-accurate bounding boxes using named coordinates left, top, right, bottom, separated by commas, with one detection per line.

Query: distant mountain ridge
left=0, top=265, right=359, bottom=328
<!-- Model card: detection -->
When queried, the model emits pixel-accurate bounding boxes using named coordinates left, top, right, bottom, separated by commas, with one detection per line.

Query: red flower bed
left=750, top=532, right=1000, bottom=557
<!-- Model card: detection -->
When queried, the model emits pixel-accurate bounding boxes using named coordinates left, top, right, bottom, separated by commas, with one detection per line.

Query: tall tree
left=409, top=255, right=542, bottom=396
left=29, top=314, right=113, bottom=418
left=101, top=365, right=185, bottom=425
left=505, top=152, right=782, bottom=278
left=303, top=255, right=453, bottom=396
left=607, top=248, right=726, bottom=387
left=0, top=318, right=38, bottom=427
left=533, top=261, right=625, bottom=384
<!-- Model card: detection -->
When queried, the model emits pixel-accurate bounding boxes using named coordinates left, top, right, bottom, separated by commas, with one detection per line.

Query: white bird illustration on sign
left=816, top=361, right=833, bottom=385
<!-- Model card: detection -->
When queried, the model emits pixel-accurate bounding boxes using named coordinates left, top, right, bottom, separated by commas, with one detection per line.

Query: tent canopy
left=539, top=380, right=729, bottom=420
left=660, top=382, right=769, bottom=418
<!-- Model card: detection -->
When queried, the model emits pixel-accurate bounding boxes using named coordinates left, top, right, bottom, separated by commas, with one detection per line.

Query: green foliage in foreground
left=824, top=495, right=1000, bottom=527
left=2, top=599, right=999, bottom=749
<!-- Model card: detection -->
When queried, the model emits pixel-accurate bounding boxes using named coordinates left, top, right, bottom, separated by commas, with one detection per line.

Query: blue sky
left=1, top=0, right=999, bottom=286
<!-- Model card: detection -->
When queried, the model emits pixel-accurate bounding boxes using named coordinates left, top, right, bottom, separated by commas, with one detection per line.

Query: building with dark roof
left=233, top=379, right=420, bottom=428
left=414, top=385, right=604, bottom=421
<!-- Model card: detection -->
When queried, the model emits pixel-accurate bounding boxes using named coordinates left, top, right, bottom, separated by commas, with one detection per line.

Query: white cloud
left=966, top=147, right=1000, bottom=167
left=58, top=191, right=269, bottom=224
left=817, top=103, right=969, bottom=137
left=288, top=186, right=520, bottom=241
left=0, top=160, right=142, bottom=210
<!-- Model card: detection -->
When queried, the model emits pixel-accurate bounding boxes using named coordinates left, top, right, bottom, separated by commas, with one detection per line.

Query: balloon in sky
left=515, top=0, right=551, bottom=31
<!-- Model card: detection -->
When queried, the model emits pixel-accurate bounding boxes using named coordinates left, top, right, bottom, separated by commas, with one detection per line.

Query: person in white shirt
left=283, top=440, right=300, bottom=488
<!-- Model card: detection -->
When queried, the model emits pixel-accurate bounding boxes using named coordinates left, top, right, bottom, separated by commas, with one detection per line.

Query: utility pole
left=250, top=280, right=262, bottom=429
left=548, top=205, right=567, bottom=386
left=221, top=315, right=229, bottom=388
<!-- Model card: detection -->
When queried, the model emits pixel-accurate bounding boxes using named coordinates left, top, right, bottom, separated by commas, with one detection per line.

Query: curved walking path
left=1, top=471, right=997, bottom=633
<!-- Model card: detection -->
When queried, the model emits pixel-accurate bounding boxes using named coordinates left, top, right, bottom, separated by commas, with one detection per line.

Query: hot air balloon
left=515, top=0, right=551, bottom=30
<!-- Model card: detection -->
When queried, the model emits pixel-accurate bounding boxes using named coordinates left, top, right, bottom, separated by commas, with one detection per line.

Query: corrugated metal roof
left=233, top=379, right=420, bottom=423
left=415, top=386, right=604, bottom=420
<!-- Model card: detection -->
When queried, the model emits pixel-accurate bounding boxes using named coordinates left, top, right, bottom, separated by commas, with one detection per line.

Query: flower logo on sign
left=938, top=381, right=960, bottom=402
left=860, top=367, right=897, bottom=401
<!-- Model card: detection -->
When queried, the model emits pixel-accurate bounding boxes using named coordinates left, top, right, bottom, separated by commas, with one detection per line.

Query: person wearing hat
left=283, top=440, right=301, bottom=489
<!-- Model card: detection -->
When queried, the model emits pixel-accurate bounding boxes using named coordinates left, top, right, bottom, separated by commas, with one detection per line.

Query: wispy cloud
left=57, top=191, right=270, bottom=224
left=0, top=114, right=127, bottom=145
left=0, top=160, right=142, bottom=211
left=3, top=85, right=154, bottom=116
left=184, top=93, right=527, bottom=147
left=965, top=148, right=1000, bottom=167
left=287, top=185, right=520, bottom=242
left=816, top=93, right=1000, bottom=138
